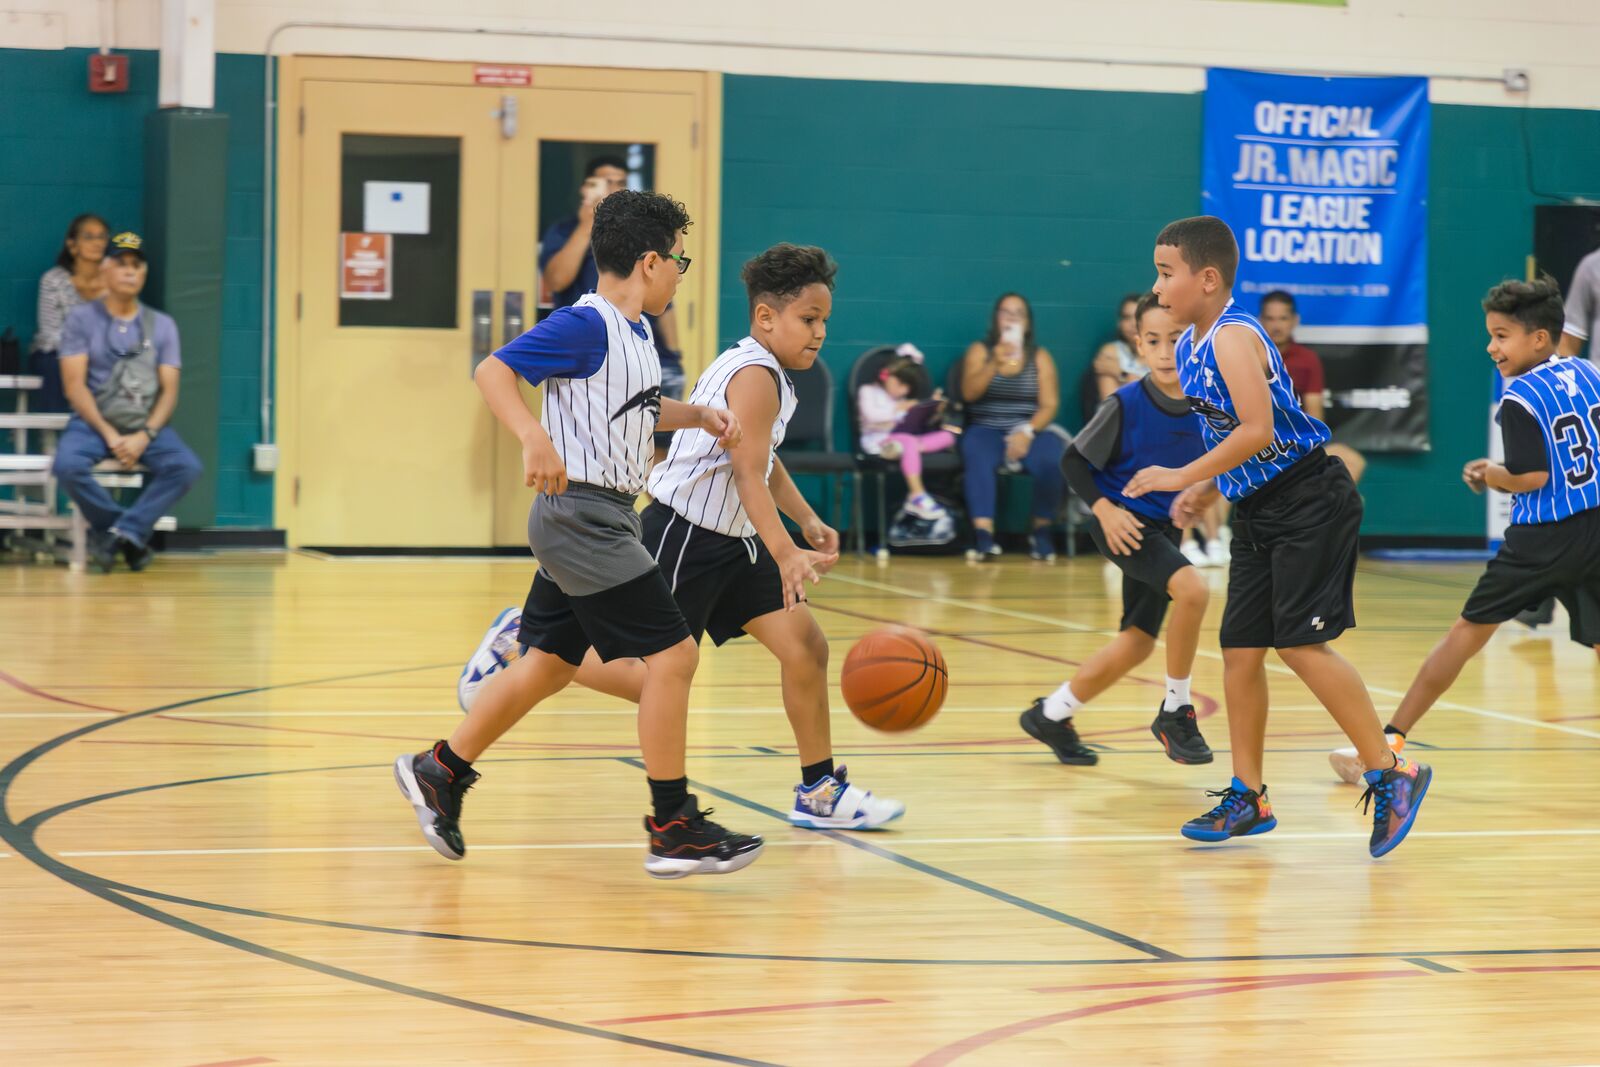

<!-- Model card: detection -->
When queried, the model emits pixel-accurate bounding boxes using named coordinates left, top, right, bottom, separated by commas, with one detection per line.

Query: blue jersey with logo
left=1501, top=356, right=1600, bottom=526
left=1175, top=302, right=1331, bottom=500
left=1092, top=378, right=1207, bottom=522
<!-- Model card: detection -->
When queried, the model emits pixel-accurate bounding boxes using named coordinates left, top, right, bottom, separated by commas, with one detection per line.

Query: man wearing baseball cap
left=54, top=231, right=203, bottom=572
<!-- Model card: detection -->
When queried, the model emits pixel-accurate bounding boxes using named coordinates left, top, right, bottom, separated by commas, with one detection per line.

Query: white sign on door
left=363, top=181, right=430, bottom=235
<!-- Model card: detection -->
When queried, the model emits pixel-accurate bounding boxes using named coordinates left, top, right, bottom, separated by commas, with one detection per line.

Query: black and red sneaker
left=644, top=796, right=764, bottom=880
left=1151, top=704, right=1214, bottom=764
left=394, top=743, right=479, bottom=861
left=1019, top=699, right=1099, bottom=765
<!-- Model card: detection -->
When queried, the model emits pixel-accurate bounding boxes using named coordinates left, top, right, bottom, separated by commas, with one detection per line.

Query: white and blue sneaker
left=457, top=607, right=523, bottom=713
left=789, top=766, right=905, bottom=830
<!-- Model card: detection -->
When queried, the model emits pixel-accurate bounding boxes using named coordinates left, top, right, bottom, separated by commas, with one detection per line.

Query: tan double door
left=280, top=59, right=709, bottom=547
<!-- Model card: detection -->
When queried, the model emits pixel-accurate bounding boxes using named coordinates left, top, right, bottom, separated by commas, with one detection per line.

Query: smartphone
left=1001, top=322, right=1024, bottom=349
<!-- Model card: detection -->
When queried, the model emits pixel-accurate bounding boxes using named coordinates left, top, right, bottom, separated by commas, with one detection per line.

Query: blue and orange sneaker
left=1180, top=777, right=1277, bottom=842
left=1361, top=756, right=1432, bottom=858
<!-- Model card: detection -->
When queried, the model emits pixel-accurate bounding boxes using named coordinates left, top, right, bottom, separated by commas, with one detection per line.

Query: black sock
left=1384, top=725, right=1407, bottom=739
left=649, top=776, right=690, bottom=823
left=801, top=758, right=836, bottom=787
left=434, top=740, right=472, bottom=777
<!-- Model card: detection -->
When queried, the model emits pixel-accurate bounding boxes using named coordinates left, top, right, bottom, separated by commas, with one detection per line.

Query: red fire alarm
left=89, top=53, right=130, bottom=94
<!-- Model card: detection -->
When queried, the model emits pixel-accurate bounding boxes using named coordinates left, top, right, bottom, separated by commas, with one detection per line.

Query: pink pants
left=884, top=431, right=956, bottom=477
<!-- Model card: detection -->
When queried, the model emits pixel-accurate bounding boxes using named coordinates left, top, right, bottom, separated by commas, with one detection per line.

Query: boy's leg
left=574, top=649, right=648, bottom=702
left=636, top=636, right=699, bottom=781
left=1277, top=643, right=1392, bottom=770
left=1162, top=565, right=1209, bottom=685
left=449, top=650, right=578, bottom=759
left=1389, top=618, right=1498, bottom=735
left=1222, top=646, right=1270, bottom=790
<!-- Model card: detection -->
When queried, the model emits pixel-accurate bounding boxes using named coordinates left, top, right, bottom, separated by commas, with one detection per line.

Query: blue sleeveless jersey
left=1092, top=378, right=1208, bottom=522
left=1501, top=356, right=1600, bottom=526
left=1175, top=302, right=1331, bottom=500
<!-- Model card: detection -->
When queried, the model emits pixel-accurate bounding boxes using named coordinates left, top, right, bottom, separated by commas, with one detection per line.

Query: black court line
left=0, top=670, right=784, bottom=1066
left=618, top=757, right=1183, bottom=962
left=1405, top=957, right=1461, bottom=974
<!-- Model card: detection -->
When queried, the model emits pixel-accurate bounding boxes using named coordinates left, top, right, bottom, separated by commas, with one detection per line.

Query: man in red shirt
left=1259, top=290, right=1366, bottom=484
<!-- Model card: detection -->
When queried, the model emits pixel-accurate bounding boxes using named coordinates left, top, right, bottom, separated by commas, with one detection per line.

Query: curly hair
left=1482, top=276, right=1564, bottom=341
left=741, top=243, right=837, bottom=313
left=590, top=190, right=692, bottom=277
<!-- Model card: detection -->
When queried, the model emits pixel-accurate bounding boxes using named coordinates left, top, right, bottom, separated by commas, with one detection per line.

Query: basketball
left=840, top=627, right=948, bottom=732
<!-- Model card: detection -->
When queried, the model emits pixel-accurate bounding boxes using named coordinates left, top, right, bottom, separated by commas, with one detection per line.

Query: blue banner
left=1203, top=67, right=1432, bottom=451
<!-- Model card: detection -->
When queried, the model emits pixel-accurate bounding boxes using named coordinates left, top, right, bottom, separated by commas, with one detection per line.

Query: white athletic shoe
left=457, top=607, right=522, bottom=713
left=1206, top=537, right=1231, bottom=568
left=789, top=766, right=906, bottom=830
left=1181, top=540, right=1210, bottom=568
left=1329, top=733, right=1407, bottom=785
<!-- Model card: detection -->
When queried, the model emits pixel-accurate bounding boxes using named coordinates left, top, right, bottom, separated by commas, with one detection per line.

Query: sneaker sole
left=1370, top=765, right=1433, bottom=859
left=789, top=804, right=907, bottom=831
left=1328, top=747, right=1367, bottom=785
left=457, top=607, right=521, bottom=713
left=645, top=842, right=765, bottom=880
left=1020, top=712, right=1099, bottom=766
left=1181, top=816, right=1278, bottom=843
left=392, top=756, right=465, bottom=861
left=1150, top=721, right=1215, bottom=765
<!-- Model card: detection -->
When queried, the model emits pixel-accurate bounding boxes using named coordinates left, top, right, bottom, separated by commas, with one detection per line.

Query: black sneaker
left=393, top=743, right=479, bottom=860
left=116, top=533, right=153, bottom=572
left=644, top=796, right=764, bottom=879
left=1019, top=699, right=1098, bottom=765
left=87, top=529, right=118, bottom=573
left=1150, top=704, right=1214, bottom=764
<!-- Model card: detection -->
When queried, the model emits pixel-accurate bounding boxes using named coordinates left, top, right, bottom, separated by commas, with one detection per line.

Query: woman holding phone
left=958, top=292, right=1068, bottom=561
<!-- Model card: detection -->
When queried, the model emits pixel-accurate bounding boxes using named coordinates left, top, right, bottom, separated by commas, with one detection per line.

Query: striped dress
left=969, top=348, right=1040, bottom=429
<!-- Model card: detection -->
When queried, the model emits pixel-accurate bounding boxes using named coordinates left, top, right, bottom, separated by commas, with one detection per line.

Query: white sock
left=1043, top=682, right=1083, bottom=721
left=1162, top=677, right=1192, bottom=712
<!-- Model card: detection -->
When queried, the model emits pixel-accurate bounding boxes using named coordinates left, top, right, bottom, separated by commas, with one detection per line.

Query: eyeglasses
left=639, top=250, right=691, bottom=275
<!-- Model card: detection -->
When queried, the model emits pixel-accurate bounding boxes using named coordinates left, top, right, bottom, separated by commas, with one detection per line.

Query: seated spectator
left=857, top=346, right=956, bottom=520
left=30, top=213, right=110, bottom=412
left=54, top=232, right=203, bottom=573
left=1091, top=292, right=1147, bottom=403
left=1259, top=290, right=1367, bottom=484
left=959, top=292, right=1068, bottom=561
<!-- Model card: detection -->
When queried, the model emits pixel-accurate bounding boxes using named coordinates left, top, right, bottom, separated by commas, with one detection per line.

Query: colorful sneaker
left=393, top=742, right=480, bottom=860
left=1019, top=699, right=1098, bottom=765
left=1361, top=757, right=1433, bottom=858
left=1030, top=528, right=1057, bottom=562
left=1180, top=777, right=1276, bottom=842
left=1329, top=732, right=1406, bottom=785
left=790, top=765, right=905, bottom=830
left=457, top=607, right=522, bottom=713
left=644, top=797, right=764, bottom=879
left=1150, top=704, right=1214, bottom=764
left=906, top=493, right=947, bottom=521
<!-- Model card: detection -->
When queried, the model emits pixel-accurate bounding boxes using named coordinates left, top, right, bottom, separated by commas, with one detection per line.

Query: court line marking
left=48, top=826, right=1600, bottom=859
left=592, top=997, right=891, bottom=1026
left=0, top=704, right=1339, bottom=720
left=828, top=573, right=1600, bottom=741
left=622, top=755, right=1182, bottom=963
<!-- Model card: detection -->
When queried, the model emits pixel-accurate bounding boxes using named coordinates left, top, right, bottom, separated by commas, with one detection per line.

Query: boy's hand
left=775, top=548, right=827, bottom=611
left=1092, top=499, right=1144, bottom=555
left=1124, top=465, right=1189, bottom=498
left=1169, top=482, right=1219, bottom=529
left=699, top=406, right=744, bottom=449
left=521, top=433, right=569, bottom=494
left=800, top=518, right=840, bottom=573
left=1463, top=458, right=1490, bottom=494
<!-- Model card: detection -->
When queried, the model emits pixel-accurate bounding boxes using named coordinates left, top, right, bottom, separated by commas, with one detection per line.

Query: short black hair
left=741, top=243, right=837, bottom=314
left=1483, top=276, right=1564, bottom=341
left=590, top=190, right=691, bottom=277
left=1260, top=290, right=1297, bottom=315
left=1155, top=215, right=1239, bottom=287
left=584, top=155, right=629, bottom=178
left=1133, top=291, right=1165, bottom=329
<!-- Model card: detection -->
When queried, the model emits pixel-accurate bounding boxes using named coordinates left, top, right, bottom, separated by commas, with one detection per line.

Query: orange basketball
left=841, top=627, right=948, bottom=732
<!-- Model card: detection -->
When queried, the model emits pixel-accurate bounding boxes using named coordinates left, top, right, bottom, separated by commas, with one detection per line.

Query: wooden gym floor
left=3, top=550, right=1598, bottom=1065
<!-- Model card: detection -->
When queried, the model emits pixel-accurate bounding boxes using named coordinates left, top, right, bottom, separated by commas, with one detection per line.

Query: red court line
left=592, top=996, right=890, bottom=1026
left=0, top=668, right=126, bottom=714
left=1469, top=964, right=1600, bottom=975
left=1032, top=973, right=1287, bottom=994
left=181, top=1058, right=276, bottom=1067
left=914, top=969, right=1420, bottom=1066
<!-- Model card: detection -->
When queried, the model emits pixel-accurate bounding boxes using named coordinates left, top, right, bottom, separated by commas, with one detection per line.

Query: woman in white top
left=31, top=214, right=110, bottom=410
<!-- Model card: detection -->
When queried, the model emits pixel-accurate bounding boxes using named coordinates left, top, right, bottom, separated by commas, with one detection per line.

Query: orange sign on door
left=340, top=232, right=392, bottom=300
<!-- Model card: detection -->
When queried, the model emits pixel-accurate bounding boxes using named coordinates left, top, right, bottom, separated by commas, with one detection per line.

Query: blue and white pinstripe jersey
left=1501, top=356, right=1600, bottom=526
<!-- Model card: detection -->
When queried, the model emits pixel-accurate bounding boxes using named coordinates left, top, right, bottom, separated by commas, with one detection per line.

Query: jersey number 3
left=1552, top=403, right=1600, bottom=487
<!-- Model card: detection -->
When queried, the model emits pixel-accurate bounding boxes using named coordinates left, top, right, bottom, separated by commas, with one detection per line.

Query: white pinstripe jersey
left=647, top=337, right=797, bottom=537
left=1500, top=355, right=1600, bottom=526
left=541, top=294, right=662, bottom=495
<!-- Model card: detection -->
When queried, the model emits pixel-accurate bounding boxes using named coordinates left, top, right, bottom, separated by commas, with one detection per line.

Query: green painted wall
left=721, top=74, right=1600, bottom=538
left=0, top=48, right=270, bottom=527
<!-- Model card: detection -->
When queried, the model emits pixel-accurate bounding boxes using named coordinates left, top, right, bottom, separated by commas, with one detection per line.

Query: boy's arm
left=1125, top=326, right=1275, bottom=497
left=1466, top=400, right=1552, bottom=495
left=725, top=367, right=835, bottom=609
left=474, top=356, right=567, bottom=494
left=768, top=456, right=840, bottom=563
left=658, top=395, right=742, bottom=449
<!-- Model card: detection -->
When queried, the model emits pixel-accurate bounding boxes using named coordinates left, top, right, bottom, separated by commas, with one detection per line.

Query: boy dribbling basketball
left=1125, top=215, right=1433, bottom=859
left=1021, top=292, right=1214, bottom=767
left=394, top=191, right=767, bottom=879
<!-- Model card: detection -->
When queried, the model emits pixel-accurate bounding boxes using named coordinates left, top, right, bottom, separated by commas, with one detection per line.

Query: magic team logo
left=1187, top=396, right=1240, bottom=434
left=613, top=385, right=662, bottom=425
